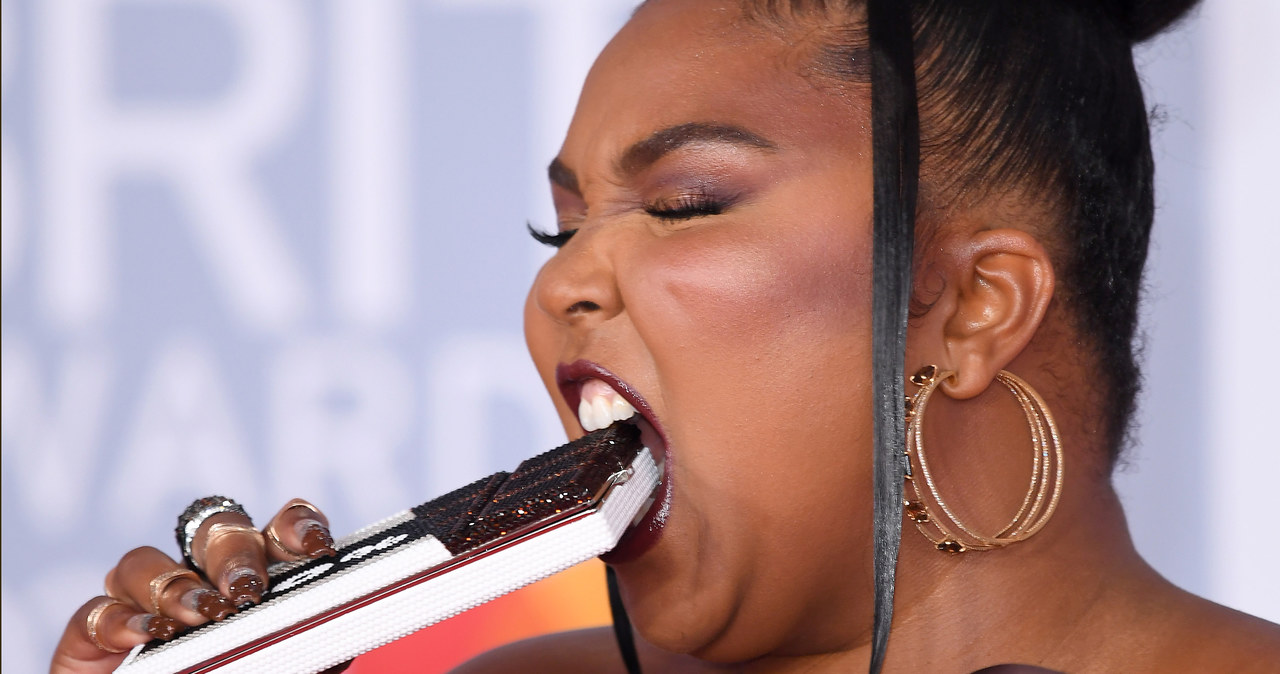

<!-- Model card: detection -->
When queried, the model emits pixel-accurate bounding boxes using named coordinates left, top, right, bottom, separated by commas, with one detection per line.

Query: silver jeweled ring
left=176, top=495, right=251, bottom=568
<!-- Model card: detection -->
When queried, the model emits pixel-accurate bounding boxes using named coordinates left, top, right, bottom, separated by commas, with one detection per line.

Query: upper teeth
left=577, top=378, right=638, bottom=432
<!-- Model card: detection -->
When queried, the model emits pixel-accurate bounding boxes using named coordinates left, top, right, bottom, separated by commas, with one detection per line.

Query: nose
left=530, top=227, right=624, bottom=328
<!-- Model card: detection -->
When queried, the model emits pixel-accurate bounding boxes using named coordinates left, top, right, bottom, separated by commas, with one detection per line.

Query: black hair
left=750, top=0, right=1200, bottom=464
left=747, top=0, right=1198, bottom=671
left=864, top=2, right=918, bottom=672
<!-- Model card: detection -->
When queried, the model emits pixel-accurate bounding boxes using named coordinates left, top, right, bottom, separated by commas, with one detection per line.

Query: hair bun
left=1109, top=0, right=1202, bottom=42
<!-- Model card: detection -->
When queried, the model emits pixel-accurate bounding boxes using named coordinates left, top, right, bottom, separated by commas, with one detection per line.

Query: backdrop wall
left=3, top=1, right=1277, bottom=671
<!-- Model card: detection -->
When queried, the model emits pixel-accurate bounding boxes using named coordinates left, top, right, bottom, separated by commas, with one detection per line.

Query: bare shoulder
left=450, top=626, right=630, bottom=674
left=1151, top=589, right=1280, bottom=672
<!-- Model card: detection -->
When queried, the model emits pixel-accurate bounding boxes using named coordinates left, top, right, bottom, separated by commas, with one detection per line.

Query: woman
left=50, top=0, right=1280, bottom=672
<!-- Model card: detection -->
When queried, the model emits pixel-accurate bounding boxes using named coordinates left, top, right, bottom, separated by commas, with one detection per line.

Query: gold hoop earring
left=902, top=365, right=1064, bottom=553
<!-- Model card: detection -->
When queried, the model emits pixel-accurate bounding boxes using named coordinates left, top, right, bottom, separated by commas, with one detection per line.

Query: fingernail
left=297, top=520, right=337, bottom=558
left=225, top=567, right=265, bottom=607
left=127, top=614, right=182, bottom=641
left=182, top=588, right=236, bottom=621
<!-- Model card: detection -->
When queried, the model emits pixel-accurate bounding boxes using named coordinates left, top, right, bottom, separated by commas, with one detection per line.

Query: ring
left=197, top=522, right=265, bottom=569
left=264, top=522, right=306, bottom=561
left=86, top=597, right=129, bottom=653
left=265, top=499, right=325, bottom=561
left=205, top=522, right=261, bottom=536
left=204, top=522, right=263, bottom=544
left=279, top=498, right=323, bottom=518
left=148, top=569, right=200, bottom=614
left=176, top=496, right=251, bottom=567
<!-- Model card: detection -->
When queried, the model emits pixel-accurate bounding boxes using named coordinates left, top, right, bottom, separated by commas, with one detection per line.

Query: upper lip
left=555, top=360, right=668, bottom=445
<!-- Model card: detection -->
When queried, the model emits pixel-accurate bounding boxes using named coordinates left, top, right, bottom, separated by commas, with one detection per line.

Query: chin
left=617, top=569, right=778, bottom=664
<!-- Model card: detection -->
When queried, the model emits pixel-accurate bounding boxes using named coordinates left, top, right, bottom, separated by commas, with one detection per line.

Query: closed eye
left=644, top=191, right=726, bottom=222
left=528, top=222, right=578, bottom=248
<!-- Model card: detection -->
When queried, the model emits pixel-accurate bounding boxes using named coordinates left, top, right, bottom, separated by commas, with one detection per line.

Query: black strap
left=865, top=0, right=920, bottom=673
left=607, top=566, right=643, bottom=674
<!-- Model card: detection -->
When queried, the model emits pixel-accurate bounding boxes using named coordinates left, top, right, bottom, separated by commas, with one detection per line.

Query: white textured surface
left=114, top=449, right=657, bottom=673
left=336, top=510, right=414, bottom=546
left=266, top=509, right=415, bottom=578
left=115, top=535, right=452, bottom=674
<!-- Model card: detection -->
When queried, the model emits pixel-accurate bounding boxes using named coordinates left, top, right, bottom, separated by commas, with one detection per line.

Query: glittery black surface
left=440, top=422, right=641, bottom=554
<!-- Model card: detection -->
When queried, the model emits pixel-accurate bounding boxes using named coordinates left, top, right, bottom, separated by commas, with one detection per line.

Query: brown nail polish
left=300, top=523, right=337, bottom=558
left=226, top=569, right=265, bottom=607
left=148, top=615, right=182, bottom=640
left=183, top=588, right=236, bottom=621
left=129, top=614, right=182, bottom=641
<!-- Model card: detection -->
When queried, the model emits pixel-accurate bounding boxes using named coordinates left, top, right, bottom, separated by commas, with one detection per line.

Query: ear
left=911, top=229, right=1055, bottom=400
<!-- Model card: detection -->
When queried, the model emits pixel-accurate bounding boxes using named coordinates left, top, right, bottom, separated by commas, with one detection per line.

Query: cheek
left=623, top=197, right=875, bottom=489
left=620, top=201, right=879, bottom=648
left=631, top=210, right=872, bottom=384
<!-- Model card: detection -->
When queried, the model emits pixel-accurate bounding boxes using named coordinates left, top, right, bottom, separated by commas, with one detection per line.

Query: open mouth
left=556, top=360, right=673, bottom=563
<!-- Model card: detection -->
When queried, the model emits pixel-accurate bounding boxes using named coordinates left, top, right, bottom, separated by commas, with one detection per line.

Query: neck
left=877, top=480, right=1162, bottom=673
left=653, top=480, right=1166, bottom=674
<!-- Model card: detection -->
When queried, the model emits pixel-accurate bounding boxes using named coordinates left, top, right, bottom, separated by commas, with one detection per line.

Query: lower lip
left=600, top=423, right=671, bottom=564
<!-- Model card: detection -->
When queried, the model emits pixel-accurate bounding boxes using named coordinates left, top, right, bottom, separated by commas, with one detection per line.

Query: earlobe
left=937, top=229, right=1055, bottom=399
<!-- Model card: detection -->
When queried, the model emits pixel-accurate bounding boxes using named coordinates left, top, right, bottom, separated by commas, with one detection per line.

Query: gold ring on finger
left=195, top=523, right=264, bottom=569
left=264, top=521, right=307, bottom=562
left=148, top=569, right=200, bottom=615
left=203, top=521, right=263, bottom=555
left=204, top=522, right=262, bottom=544
left=281, top=498, right=323, bottom=517
left=86, top=597, right=129, bottom=653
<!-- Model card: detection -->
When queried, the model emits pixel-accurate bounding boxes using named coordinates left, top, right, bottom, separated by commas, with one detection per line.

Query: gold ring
left=203, top=523, right=263, bottom=549
left=280, top=498, right=323, bottom=517
left=148, top=569, right=200, bottom=615
left=265, top=499, right=326, bottom=562
left=204, top=522, right=260, bottom=537
left=85, top=597, right=129, bottom=653
left=264, top=521, right=306, bottom=561
left=194, top=523, right=263, bottom=569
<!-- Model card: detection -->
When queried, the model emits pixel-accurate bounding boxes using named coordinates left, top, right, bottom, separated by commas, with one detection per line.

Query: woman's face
left=525, top=0, right=877, bottom=661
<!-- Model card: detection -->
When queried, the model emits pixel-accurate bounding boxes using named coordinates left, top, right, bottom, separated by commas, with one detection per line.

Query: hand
left=49, top=497, right=337, bottom=674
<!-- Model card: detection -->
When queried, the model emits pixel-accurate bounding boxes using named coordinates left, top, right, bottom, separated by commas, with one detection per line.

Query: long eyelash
left=645, top=192, right=725, bottom=221
left=527, top=222, right=578, bottom=248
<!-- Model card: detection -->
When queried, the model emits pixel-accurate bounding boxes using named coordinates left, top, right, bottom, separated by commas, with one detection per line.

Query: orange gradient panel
left=345, top=559, right=612, bottom=673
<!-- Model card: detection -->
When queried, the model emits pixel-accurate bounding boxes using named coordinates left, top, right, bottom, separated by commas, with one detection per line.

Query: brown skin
left=50, top=502, right=334, bottom=674
left=490, top=1, right=1280, bottom=672
left=49, top=1, right=1280, bottom=672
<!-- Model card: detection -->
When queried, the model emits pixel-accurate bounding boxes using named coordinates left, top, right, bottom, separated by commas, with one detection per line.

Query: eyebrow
left=618, top=122, right=776, bottom=175
left=547, top=157, right=580, bottom=195
left=546, top=122, right=777, bottom=196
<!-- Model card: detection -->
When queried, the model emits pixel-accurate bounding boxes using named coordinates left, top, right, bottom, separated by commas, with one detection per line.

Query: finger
left=191, top=512, right=269, bottom=607
left=50, top=597, right=182, bottom=674
left=104, top=546, right=235, bottom=625
left=263, top=498, right=337, bottom=562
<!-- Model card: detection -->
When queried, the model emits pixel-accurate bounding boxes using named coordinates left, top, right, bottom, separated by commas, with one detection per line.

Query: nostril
left=531, top=239, right=620, bottom=323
